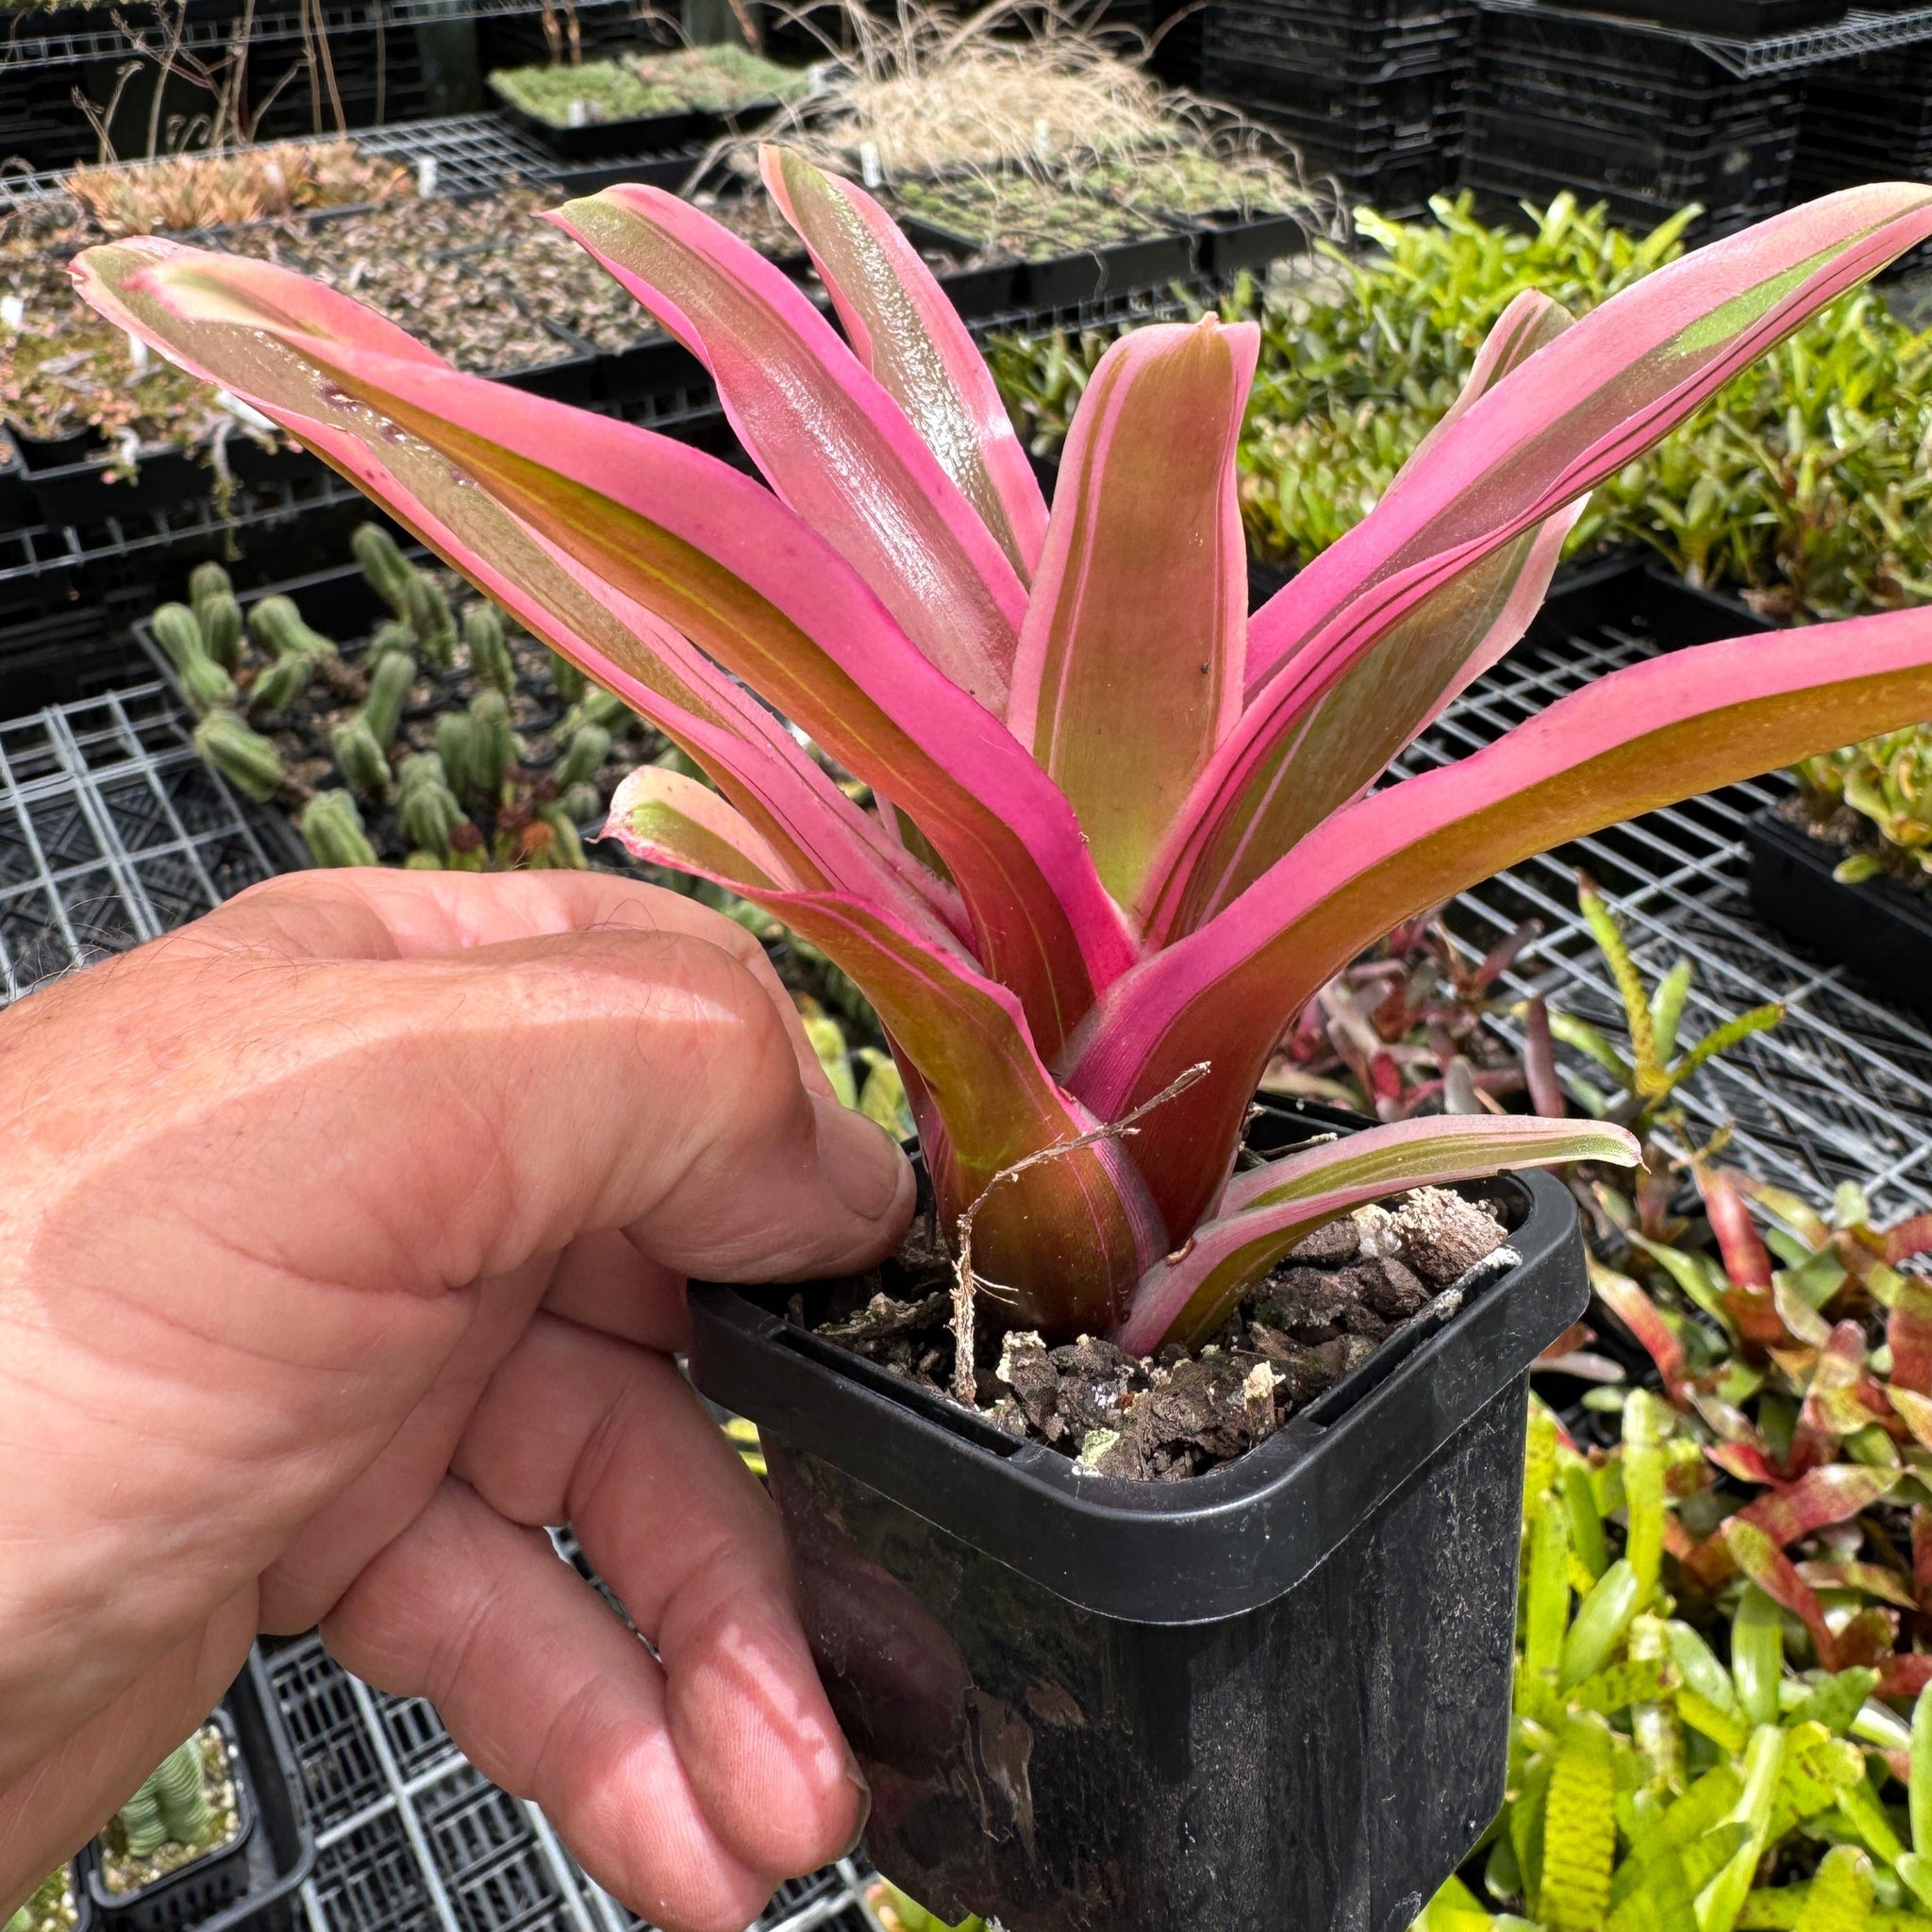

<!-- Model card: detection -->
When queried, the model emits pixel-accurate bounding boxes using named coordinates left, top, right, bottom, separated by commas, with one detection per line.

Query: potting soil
left=801, top=1184, right=1515, bottom=1480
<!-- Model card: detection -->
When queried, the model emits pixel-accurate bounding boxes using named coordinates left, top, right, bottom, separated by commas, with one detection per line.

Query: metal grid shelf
left=1474, top=0, right=1932, bottom=75
left=0, top=677, right=291, bottom=1001
left=0, top=0, right=640, bottom=73
left=0, top=113, right=561, bottom=213
left=1394, top=589, right=1932, bottom=1221
left=266, top=1631, right=880, bottom=1932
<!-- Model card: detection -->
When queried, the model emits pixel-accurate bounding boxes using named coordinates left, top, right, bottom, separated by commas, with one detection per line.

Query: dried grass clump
left=68, top=139, right=410, bottom=239
left=727, top=0, right=1312, bottom=225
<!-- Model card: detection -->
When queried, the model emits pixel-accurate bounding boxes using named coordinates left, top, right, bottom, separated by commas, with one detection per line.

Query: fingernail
left=838, top=1746, right=873, bottom=1859
left=815, top=1096, right=907, bottom=1221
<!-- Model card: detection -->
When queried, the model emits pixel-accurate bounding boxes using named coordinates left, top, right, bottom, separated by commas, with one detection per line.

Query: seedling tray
left=1744, top=805, right=1932, bottom=1029
left=894, top=210, right=1194, bottom=312
left=491, top=89, right=786, bottom=162
left=1189, top=207, right=1309, bottom=278
left=1539, top=0, right=1847, bottom=31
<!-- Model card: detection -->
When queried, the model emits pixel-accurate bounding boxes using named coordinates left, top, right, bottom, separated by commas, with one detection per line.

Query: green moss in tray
left=490, top=43, right=806, bottom=127
left=888, top=173, right=1159, bottom=260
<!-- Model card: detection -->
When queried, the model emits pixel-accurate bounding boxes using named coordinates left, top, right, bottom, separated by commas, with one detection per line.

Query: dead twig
left=949, top=1061, right=1209, bottom=1403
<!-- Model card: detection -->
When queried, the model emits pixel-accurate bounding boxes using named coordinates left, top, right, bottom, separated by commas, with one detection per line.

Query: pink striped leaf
left=75, top=239, right=1137, bottom=1057
left=1719, top=1518, right=1839, bottom=1664
left=1115, top=1115, right=1636, bottom=1354
left=605, top=766, right=1162, bottom=1334
left=1145, top=185, right=1932, bottom=936
left=1136, top=293, right=1574, bottom=936
left=1685, top=1465, right=1899, bottom=1588
left=1066, top=608, right=1932, bottom=1244
left=760, top=147, right=1047, bottom=582
left=548, top=185, right=1027, bottom=715
left=72, top=236, right=963, bottom=933
left=1007, top=317, right=1257, bottom=907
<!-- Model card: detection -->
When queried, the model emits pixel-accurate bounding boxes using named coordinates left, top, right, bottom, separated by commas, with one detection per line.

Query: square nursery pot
left=83, top=1652, right=314, bottom=1932
left=686, top=1102, right=1587, bottom=1932
left=1744, top=804, right=1932, bottom=1027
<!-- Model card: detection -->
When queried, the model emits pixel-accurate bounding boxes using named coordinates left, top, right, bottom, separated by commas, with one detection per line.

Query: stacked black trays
left=1201, top=0, right=1471, bottom=217
left=1458, top=6, right=1800, bottom=240
left=1792, top=39, right=1932, bottom=221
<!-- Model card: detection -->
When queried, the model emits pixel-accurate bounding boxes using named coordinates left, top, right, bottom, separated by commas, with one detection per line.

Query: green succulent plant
left=1795, top=728, right=1932, bottom=888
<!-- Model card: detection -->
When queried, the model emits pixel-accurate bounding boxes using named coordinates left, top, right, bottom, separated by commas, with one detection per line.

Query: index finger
left=160, top=869, right=840, bottom=1100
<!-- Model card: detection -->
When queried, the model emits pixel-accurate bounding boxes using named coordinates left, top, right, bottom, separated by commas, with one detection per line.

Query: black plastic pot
left=688, top=1103, right=1586, bottom=1932
left=85, top=1655, right=313, bottom=1932
left=89, top=1711, right=258, bottom=1932
left=1744, top=806, right=1932, bottom=1027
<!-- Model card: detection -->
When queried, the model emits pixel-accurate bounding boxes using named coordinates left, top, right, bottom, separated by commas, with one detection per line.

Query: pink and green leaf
left=72, top=236, right=958, bottom=932
left=1115, top=1115, right=1637, bottom=1354
left=75, top=239, right=1137, bottom=1058
left=1145, top=185, right=1932, bottom=935
left=1683, top=1464, right=1899, bottom=1589
left=604, top=766, right=1162, bottom=1335
left=1066, top=607, right=1932, bottom=1243
left=759, top=147, right=1047, bottom=582
left=1006, top=317, right=1256, bottom=908
left=548, top=184, right=1028, bottom=715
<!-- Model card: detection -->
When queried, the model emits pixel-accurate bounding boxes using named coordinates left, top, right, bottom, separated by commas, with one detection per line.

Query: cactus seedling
left=396, top=751, right=465, bottom=857
left=186, top=559, right=231, bottom=608
left=248, top=594, right=336, bottom=664
left=193, top=709, right=286, bottom=801
left=117, top=1738, right=213, bottom=1859
left=153, top=602, right=238, bottom=712
left=195, top=590, right=243, bottom=672
left=300, top=791, right=377, bottom=867
left=405, top=571, right=456, bottom=668
left=460, top=689, right=517, bottom=803
left=246, top=648, right=315, bottom=717
left=546, top=648, right=588, bottom=704
left=530, top=801, right=586, bottom=868
left=364, top=617, right=418, bottom=668
left=435, top=711, right=475, bottom=801
left=362, top=649, right=416, bottom=748
left=352, top=521, right=414, bottom=613
left=462, top=603, right=514, bottom=695
left=558, top=686, right=629, bottom=743
left=151, top=602, right=207, bottom=674
left=330, top=714, right=392, bottom=802
left=553, top=722, right=609, bottom=792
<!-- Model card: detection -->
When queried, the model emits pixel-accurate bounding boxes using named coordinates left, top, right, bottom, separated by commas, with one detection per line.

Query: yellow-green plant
left=1795, top=728, right=1932, bottom=887
left=1421, top=1394, right=1932, bottom=1930
left=990, top=193, right=1932, bottom=625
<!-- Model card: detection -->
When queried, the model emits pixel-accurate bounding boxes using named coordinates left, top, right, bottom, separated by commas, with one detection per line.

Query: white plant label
left=416, top=155, right=440, bottom=197
left=860, top=141, right=883, bottom=189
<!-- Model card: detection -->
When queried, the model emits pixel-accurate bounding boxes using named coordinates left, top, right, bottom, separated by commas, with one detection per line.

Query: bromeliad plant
left=73, top=161, right=1932, bottom=1357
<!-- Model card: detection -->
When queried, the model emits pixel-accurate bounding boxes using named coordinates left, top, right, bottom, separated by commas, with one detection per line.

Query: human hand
left=0, top=868, right=914, bottom=1931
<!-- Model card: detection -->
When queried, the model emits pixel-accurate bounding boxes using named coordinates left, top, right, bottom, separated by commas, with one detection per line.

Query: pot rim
left=689, top=1110, right=1585, bottom=1623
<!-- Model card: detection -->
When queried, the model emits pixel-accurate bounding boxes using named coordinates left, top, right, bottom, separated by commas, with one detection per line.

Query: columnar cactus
left=299, top=791, right=378, bottom=868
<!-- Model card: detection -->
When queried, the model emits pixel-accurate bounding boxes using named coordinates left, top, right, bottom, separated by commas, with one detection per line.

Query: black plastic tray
left=1745, top=805, right=1932, bottom=1028
left=690, top=1095, right=1584, bottom=1931
left=1539, top=0, right=1847, bottom=31
left=491, top=85, right=785, bottom=162
left=891, top=209, right=1195, bottom=312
